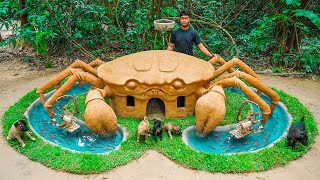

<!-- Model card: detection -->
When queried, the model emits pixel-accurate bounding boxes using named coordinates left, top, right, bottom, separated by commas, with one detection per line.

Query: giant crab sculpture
left=37, top=50, right=279, bottom=136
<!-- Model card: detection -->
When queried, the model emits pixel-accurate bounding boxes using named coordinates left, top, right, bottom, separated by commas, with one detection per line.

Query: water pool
left=26, top=84, right=290, bottom=154
left=25, top=83, right=127, bottom=154
left=182, top=88, right=292, bottom=154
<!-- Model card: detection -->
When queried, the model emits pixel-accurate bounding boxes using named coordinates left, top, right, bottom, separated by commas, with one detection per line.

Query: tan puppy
left=7, top=118, right=36, bottom=147
left=164, top=122, right=181, bottom=139
left=137, top=116, right=150, bottom=142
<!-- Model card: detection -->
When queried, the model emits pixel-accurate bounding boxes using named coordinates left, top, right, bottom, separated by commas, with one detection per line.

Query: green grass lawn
left=2, top=88, right=318, bottom=174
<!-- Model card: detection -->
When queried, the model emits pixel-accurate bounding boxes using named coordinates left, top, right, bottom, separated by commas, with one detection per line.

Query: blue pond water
left=26, top=83, right=124, bottom=154
left=27, top=84, right=289, bottom=154
left=183, top=88, right=291, bottom=154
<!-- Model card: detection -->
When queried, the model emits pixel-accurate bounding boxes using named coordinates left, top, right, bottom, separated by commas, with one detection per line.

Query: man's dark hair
left=180, top=9, right=191, bottom=17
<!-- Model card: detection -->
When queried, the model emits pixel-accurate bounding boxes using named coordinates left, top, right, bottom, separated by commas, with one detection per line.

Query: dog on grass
left=7, top=118, right=36, bottom=147
left=150, top=119, right=163, bottom=142
left=287, top=116, right=308, bottom=148
left=164, top=122, right=181, bottom=139
left=137, top=116, right=150, bottom=142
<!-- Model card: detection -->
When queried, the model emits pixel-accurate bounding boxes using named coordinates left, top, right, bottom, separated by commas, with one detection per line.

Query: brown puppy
left=137, top=116, right=150, bottom=142
left=7, top=118, right=36, bottom=147
left=164, top=122, right=181, bottom=139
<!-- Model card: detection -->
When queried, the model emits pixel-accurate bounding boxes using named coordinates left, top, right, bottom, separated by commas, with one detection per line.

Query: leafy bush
left=0, top=0, right=319, bottom=72
left=300, top=37, right=320, bottom=72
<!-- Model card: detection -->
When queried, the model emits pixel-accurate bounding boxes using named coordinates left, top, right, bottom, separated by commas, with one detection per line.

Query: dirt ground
left=0, top=59, right=319, bottom=180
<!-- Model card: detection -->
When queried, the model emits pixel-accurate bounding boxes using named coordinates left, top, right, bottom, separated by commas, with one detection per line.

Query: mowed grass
left=2, top=88, right=317, bottom=174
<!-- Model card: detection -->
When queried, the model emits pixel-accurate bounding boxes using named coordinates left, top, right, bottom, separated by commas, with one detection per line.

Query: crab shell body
left=98, top=50, right=215, bottom=119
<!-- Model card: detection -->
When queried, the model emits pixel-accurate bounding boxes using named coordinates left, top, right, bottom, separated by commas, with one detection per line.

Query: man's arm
left=167, top=43, right=174, bottom=51
left=197, top=43, right=213, bottom=57
left=167, top=31, right=175, bottom=51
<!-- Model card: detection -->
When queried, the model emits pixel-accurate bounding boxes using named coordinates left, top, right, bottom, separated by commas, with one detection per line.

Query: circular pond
left=25, top=83, right=127, bottom=154
left=182, top=88, right=292, bottom=154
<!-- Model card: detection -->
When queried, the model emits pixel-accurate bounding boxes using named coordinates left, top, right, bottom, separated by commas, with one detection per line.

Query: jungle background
left=0, top=0, right=319, bottom=73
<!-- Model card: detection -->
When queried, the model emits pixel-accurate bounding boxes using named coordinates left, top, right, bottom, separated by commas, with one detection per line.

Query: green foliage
left=0, top=0, right=19, bottom=19
left=284, top=0, right=301, bottom=7
left=44, top=58, right=53, bottom=68
left=223, top=91, right=251, bottom=125
left=272, top=67, right=282, bottom=73
left=300, top=37, right=320, bottom=72
left=237, top=1, right=320, bottom=72
left=34, top=31, right=50, bottom=56
left=23, top=56, right=32, bottom=63
left=293, top=9, right=320, bottom=29
left=160, top=7, right=179, bottom=17
left=0, top=0, right=319, bottom=72
left=240, top=15, right=277, bottom=55
left=2, top=87, right=317, bottom=173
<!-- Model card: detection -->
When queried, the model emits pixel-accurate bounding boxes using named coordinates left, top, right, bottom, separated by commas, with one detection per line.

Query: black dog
left=287, top=116, right=308, bottom=148
left=149, top=119, right=163, bottom=142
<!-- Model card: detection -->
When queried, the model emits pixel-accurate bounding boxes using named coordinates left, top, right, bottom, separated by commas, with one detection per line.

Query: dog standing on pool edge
left=7, top=118, right=36, bottom=147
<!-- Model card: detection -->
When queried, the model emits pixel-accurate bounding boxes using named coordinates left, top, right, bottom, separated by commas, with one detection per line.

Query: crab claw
left=195, top=86, right=226, bottom=137
left=85, top=88, right=117, bottom=136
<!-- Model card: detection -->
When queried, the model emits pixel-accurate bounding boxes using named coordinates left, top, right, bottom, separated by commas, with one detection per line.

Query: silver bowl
left=154, top=19, right=175, bottom=32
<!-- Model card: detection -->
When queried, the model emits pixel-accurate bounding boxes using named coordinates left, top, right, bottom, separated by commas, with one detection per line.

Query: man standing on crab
left=167, top=9, right=218, bottom=59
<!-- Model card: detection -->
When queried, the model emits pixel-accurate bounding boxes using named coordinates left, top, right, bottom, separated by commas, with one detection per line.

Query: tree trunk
left=0, top=33, right=3, bottom=42
left=294, top=0, right=312, bottom=49
left=102, top=0, right=114, bottom=23
left=273, top=0, right=313, bottom=52
left=19, top=0, right=27, bottom=26
left=155, top=0, right=163, bottom=19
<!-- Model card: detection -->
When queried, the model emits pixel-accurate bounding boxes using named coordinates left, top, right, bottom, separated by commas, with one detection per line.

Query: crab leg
left=195, top=77, right=271, bottom=136
left=218, top=77, right=271, bottom=122
left=210, top=57, right=259, bottom=80
left=210, top=71, right=280, bottom=112
left=209, top=56, right=263, bottom=95
left=208, top=56, right=235, bottom=73
left=88, top=58, right=105, bottom=67
left=37, top=59, right=104, bottom=103
left=85, top=87, right=117, bottom=135
left=43, top=70, right=104, bottom=117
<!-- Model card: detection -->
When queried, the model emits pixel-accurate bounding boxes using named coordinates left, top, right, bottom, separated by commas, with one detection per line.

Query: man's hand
left=167, top=43, right=174, bottom=51
left=210, top=54, right=220, bottom=59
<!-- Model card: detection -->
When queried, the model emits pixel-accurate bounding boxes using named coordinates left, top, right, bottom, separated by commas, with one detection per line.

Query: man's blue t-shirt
left=169, top=27, right=201, bottom=56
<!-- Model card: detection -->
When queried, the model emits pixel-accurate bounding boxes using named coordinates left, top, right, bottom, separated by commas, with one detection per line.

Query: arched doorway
left=146, top=98, right=165, bottom=120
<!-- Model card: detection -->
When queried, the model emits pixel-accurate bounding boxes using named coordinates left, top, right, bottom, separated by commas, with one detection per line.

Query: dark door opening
left=146, top=98, right=165, bottom=120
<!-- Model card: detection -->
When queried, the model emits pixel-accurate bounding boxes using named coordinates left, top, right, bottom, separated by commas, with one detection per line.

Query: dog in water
left=164, top=122, right=181, bottom=139
left=150, top=119, right=163, bottom=142
left=7, top=118, right=36, bottom=147
left=137, top=116, right=150, bottom=142
left=287, top=116, right=308, bottom=148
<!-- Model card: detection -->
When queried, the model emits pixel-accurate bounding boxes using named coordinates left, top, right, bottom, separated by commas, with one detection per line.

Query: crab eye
left=125, top=80, right=138, bottom=90
left=172, top=79, right=185, bottom=90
